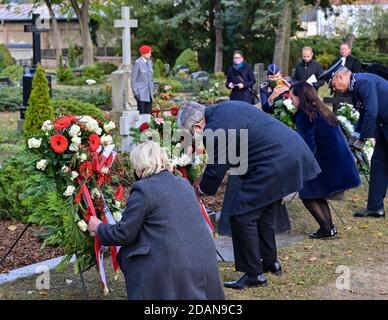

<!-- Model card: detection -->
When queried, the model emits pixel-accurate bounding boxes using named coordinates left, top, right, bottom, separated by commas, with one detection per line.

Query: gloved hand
left=350, top=138, right=365, bottom=151
left=348, top=135, right=358, bottom=146
left=348, top=132, right=360, bottom=148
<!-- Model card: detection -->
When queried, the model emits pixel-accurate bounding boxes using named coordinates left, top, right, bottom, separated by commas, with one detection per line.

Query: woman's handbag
left=238, top=75, right=260, bottom=104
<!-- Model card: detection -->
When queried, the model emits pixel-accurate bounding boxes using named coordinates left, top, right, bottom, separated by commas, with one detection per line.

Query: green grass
left=0, top=178, right=386, bottom=300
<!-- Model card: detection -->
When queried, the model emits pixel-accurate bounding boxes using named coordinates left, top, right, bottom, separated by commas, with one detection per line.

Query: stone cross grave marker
left=111, top=7, right=140, bottom=152
left=18, top=13, right=51, bottom=131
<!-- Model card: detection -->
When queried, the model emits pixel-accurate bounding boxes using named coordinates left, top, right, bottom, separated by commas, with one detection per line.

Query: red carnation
left=74, top=191, right=82, bottom=204
left=53, top=116, right=78, bottom=130
left=115, top=185, right=123, bottom=201
left=151, top=109, right=160, bottom=116
left=49, top=134, right=68, bottom=153
left=171, top=105, right=180, bottom=116
left=139, top=122, right=149, bottom=132
left=283, top=92, right=291, bottom=99
left=106, top=153, right=114, bottom=167
left=97, top=173, right=111, bottom=186
left=79, top=161, right=94, bottom=179
left=89, top=134, right=100, bottom=152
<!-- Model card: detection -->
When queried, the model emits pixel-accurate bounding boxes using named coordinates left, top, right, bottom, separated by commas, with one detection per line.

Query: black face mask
left=134, top=170, right=141, bottom=181
left=267, top=80, right=277, bottom=88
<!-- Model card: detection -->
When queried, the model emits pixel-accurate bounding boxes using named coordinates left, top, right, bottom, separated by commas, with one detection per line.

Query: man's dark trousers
left=230, top=199, right=281, bottom=275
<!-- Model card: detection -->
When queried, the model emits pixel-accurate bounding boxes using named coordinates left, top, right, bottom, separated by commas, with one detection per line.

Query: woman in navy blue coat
left=290, top=82, right=361, bottom=239
left=225, top=50, right=256, bottom=104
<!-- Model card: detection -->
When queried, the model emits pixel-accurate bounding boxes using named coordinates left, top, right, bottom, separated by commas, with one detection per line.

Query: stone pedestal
left=254, top=63, right=265, bottom=90
left=111, top=67, right=132, bottom=124
left=120, top=108, right=139, bottom=153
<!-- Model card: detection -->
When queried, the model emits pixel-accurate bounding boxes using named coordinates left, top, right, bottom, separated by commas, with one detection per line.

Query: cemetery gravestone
left=18, top=13, right=52, bottom=132
left=110, top=7, right=140, bottom=152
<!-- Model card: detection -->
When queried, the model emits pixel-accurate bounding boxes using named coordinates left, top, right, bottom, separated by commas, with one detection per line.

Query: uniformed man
left=319, top=59, right=387, bottom=218
left=131, top=45, right=154, bottom=115
left=259, top=64, right=292, bottom=113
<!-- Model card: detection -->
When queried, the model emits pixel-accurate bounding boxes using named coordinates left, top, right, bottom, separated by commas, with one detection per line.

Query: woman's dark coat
left=225, top=62, right=256, bottom=104
left=293, top=110, right=361, bottom=199
left=97, top=170, right=225, bottom=300
left=199, top=101, right=322, bottom=217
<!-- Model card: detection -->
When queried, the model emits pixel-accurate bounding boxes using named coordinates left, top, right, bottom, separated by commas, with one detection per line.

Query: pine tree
left=23, top=65, right=54, bottom=138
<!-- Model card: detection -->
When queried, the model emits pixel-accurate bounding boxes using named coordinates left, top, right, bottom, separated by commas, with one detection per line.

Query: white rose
left=101, top=166, right=109, bottom=174
left=78, top=153, right=87, bottom=162
left=28, top=137, right=42, bottom=149
left=103, top=121, right=116, bottom=132
left=69, top=143, right=79, bottom=152
left=113, top=211, right=122, bottom=222
left=71, top=171, right=79, bottom=180
left=115, top=201, right=122, bottom=208
left=179, top=154, right=192, bottom=167
left=63, top=185, right=76, bottom=197
left=41, top=120, right=53, bottom=131
left=36, top=159, right=48, bottom=171
left=77, top=220, right=88, bottom=232
left=68, top=125, right=81, bottom=137
left=100, top=135, right=113, bottom=146
left=95, top=127, right=102, bottom=135
left=91, top=188, right=101, bottom=198
left=71, top=136, right=82, bottom=146
left=79, top=116, right=99, bottom=132
left=283, top=99, right=295, bottom=111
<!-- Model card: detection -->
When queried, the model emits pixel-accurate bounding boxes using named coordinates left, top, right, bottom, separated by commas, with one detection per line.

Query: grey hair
left=177, top=101, right=206, bottom=130
left=337, top=66, right=351, bottom=75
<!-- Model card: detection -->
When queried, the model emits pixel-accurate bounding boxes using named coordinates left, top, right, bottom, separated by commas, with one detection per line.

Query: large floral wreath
left=26, top=115, right=125, bottom=294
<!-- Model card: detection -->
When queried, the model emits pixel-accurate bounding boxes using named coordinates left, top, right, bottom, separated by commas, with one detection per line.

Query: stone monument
left=18, top=13, right=51, bottom=132
left=110, top=7, right=140, bottom=152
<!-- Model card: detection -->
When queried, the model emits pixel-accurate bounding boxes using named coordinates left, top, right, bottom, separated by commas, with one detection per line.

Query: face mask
left=267, top=80, right=277, bottom=88
left=134, top=170, right=141, bottom=181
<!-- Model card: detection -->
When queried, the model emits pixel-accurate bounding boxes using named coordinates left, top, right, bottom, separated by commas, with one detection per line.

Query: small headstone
left=254, top=63, right=265, bottom=90
left=192, top=71, right=210, bottom=90
left=175, top=65, right=190, bottom=75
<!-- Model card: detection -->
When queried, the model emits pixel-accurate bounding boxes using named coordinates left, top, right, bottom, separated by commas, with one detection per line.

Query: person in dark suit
left=332, top=43, right=362, bottom=74
left=331, top=43, right=362, bottom=112
left=290, top=82, right=361, bottom=239
left=260, top=64, right=292, bottom=113
left=292, top=47, right=324, bottom=92
left=319, top=60, right=388, bottom=218
left=88, top=141, right=225, bottom=300
left=177, top=101, right=321, bottom=289
left=365, top=63, right=388, bottom=81
left=225, top=50, right=256, bottom=104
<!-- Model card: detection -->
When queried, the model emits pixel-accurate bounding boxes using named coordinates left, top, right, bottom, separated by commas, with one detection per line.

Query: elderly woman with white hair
left=88, top=141, right=225, bottom=300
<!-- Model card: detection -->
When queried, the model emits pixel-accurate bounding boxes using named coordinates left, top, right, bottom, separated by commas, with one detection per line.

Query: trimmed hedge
left=23, top=65, right=55, bottom=138
left=52, top=99, right=106, bottom=123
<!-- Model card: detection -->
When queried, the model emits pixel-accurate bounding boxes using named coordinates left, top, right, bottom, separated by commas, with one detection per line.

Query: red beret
left=139, top=45, right=152, bottom=54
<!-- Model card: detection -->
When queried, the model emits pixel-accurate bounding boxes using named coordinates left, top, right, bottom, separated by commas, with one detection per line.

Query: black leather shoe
left=224, top=273, right=268, bottom=289
left=354, top=208, right=385, bottom=218
left=263, top=261, right=283, bottom=276
left=309, top=228, right=336, bottom=239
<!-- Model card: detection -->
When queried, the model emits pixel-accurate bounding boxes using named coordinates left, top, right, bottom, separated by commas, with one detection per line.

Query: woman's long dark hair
left=291, top=81, right=338, bottom=126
